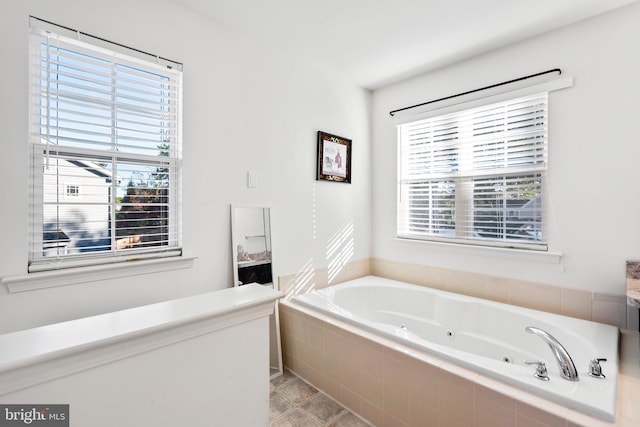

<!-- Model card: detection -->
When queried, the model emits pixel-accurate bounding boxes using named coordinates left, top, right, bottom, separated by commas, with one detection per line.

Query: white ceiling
left=167, top=0, right=637, bottom=89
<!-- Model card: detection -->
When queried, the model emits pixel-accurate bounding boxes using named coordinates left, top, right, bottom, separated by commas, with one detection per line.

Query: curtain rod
left=389, top=68, right=562, bottom=117
left=30, top=16, right=183, bottom=68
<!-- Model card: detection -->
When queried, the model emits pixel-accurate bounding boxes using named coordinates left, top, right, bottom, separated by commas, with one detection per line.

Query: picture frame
left=316, top=131, right=352, bottom=183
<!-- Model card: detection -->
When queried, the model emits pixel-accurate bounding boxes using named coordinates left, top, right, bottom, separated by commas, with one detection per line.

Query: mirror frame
left=230, top=205, right=283, bottom=379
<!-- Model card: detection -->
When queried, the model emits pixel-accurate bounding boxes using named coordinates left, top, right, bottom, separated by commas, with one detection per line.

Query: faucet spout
left=525, top=326, right=579, bottom=381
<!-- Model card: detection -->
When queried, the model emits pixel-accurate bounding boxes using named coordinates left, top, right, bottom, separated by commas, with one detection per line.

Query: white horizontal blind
left=398, top=93, right=547, bottom=250
left=28, top=19, right=183, bottom=271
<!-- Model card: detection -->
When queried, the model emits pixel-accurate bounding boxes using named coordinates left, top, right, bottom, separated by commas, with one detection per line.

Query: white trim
left=389, top=237, right=562, bottom=264
left=0, top=284, right=281, bottom=396
left=393, top=76, right=573, bottom=124
left=2, top=256, right=197, bottom=293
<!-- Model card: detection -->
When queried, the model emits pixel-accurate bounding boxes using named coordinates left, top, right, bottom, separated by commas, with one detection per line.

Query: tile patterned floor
left=270, top=370, right=372, bottom=427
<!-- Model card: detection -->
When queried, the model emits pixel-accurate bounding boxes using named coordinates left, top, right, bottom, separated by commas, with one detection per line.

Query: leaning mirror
left=231, top=205, right=283, bottom=378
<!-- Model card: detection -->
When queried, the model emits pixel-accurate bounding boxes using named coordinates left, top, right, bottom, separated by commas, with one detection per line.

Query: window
left=397, top=93, right=548, bottom=250
left=28, top=18, right=183, bottom=272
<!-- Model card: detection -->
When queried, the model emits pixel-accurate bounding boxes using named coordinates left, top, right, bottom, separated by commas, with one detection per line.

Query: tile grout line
left=270, top=369, right=373, bottom=427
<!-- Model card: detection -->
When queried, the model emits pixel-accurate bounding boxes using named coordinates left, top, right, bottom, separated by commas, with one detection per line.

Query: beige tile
left=517, top=401, right=566, bottom=427
left=324, top=377, right=343, bottom=403
left=325, top=329, right=343, bottom=358
left=532, top=282, right=562, bottom=314
left=508, top=279, right=536, bottom=309
left=593, top=292, right=628, bottom=328
left=341, top=335, right=361, bottom=371
left=288, top=313, right=309, bottom=342
left=475, top=394, right=516, bottom=427
left=383, top=353, right=410, bottom=390
left=382, top=410, right=410, bottom=427
left=325, top=352, right=342, bottom=384
left=405, top=362, right=438, bottom=404
left=561, top=287, right=593, bottom=321
left=383, top=386, right=409, bottom=424
left=473, top=383, right=516, bottom=411
left=515, top=413, right=549, bottom=427
left=485, top=276, right=510, bottom=303
left=340, top=386, right=363, bottom=416
left=360, top=398, right=384, bottom=427
left=360, top=340, right=385, bottom=381
left=341, top=362, right=361, bottom=396
left=360, top=371, right=385, bottom=407
left=307, top=344, right=325, bottom=374
left=422, top=265, right=451, bottom=291
left=308, top=321, right=325, bottom=350
left=437, top=371, right=474, bottom=426
left=331, top=258, right=371, bottom=286
left=438, top=412, right=471, bottom=427
left=408, top=396, right=438, bottom=427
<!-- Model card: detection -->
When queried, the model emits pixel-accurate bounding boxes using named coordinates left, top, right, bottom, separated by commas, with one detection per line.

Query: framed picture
left=316, top=131, right=352, bottom=183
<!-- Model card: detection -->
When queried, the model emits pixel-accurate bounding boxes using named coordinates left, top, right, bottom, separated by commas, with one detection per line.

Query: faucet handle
left=525, top=360, right=550, bottom=381
left=588, top=358, right=607, bottom=379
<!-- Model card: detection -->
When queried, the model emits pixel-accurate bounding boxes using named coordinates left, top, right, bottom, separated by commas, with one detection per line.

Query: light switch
left=247, top=171, right=258, bottom=188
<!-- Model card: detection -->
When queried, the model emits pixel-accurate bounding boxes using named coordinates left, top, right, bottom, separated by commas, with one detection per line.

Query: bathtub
left=291, top=276, right=619, bottom=422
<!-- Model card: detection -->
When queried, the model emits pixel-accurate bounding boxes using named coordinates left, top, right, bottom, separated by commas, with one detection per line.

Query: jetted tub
left=292, top=276, right=619, bottom=422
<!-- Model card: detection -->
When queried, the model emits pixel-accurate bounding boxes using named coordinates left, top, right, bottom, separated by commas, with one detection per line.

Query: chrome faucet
left=525, top=326, right=579, bottom=381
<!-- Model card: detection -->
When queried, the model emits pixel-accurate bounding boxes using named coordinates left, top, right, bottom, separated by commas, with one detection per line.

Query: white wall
left=0, top=0, right=371, bottom=333
left=371, top=2, right=640, bottom=294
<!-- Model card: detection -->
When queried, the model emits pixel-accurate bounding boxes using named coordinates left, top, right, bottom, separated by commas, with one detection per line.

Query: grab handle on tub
left=524, top=360, right=550, bottom=381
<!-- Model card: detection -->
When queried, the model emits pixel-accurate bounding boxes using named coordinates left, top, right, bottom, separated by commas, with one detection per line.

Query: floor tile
left=301, top=392, right=346, bottom=425
left=271, top=408, right=321, bottom=427
left=271, top=369, right=297, bottom=389
left=327, top=411, right=373, bottom=427
left=278, top=376, right=319, bottom=405
left=269, top=370, right=373, bottom=427
left=270, top=390, right=294, bottom=421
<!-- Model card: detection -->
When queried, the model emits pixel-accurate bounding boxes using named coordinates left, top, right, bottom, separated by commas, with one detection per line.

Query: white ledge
left=0, top=283, right=282, bottom=396
left=390, top=238, right=562, bottom=264
left=2, top=256, right=197, bottom=293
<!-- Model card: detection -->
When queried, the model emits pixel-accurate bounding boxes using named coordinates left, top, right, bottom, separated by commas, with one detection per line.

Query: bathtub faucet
left=525, top=326, right=579, bottom=382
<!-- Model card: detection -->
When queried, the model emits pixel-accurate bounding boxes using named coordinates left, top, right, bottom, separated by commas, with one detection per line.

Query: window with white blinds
left=28, top=18, right=183, bottom=272
left=398, top=93, right=548, bottom=250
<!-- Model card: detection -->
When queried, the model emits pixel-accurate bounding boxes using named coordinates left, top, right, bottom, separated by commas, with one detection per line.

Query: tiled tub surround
left=292, top=276, right=619, bottom=422
left=280, top=300, right=640, bottom=427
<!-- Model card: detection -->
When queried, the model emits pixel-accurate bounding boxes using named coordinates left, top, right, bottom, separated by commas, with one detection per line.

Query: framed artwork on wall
left=316, top=131, right=352, bottom=183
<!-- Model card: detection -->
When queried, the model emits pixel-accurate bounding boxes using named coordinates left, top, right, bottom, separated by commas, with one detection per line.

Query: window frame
left=28, top=17, right=183, bottom=273
left=395, top=79, right=572, bottom=252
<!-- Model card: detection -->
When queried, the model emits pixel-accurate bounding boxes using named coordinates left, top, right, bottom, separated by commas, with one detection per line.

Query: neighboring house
left=42, top=159, right=118, bottom=256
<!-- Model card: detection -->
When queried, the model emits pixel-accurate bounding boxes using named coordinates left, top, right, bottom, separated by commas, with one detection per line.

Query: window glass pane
left=472, top=174, right=542, bottom=243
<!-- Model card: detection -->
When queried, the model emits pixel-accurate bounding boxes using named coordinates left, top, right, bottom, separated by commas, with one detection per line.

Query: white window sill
left=390, top=238, right=562, bottom=264
left=1, top=256, right=197, bottom=294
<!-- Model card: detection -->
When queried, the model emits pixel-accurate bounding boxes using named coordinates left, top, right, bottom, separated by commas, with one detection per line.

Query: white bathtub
left=292, top=276, right=619, bottom=422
